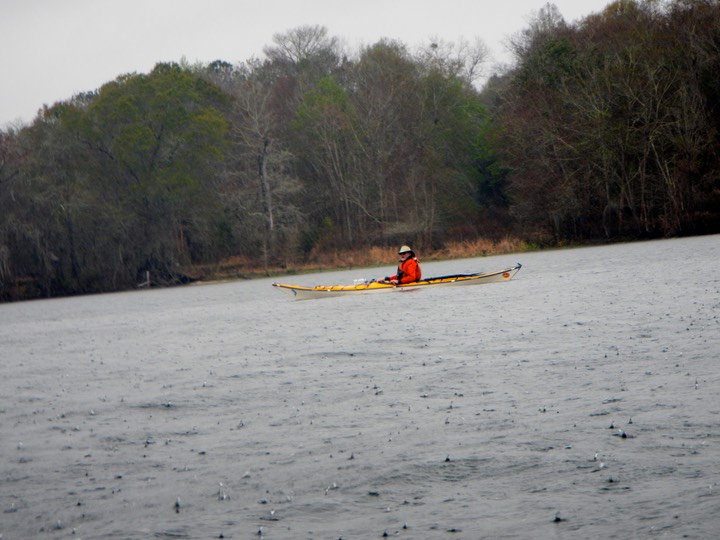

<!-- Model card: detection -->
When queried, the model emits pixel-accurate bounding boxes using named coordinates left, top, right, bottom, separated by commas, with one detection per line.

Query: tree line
left=1, top=0, right=718, bottom=301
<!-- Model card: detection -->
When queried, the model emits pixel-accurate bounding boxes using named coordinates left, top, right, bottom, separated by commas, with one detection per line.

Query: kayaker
left=383, top=245, right=422, bottom=285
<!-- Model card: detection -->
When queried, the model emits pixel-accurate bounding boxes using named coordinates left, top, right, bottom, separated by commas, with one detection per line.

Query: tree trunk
left=258, top=138, right=274, bottom=272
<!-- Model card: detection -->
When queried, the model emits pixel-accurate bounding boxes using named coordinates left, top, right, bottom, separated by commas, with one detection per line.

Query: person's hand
left=390, top=279, right=399, bottom=285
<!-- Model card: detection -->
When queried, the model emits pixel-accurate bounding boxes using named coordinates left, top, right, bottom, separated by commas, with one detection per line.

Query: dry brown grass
left=188, top=236, right=529, bottom=282
left=430, top=237, right=526, bottom=260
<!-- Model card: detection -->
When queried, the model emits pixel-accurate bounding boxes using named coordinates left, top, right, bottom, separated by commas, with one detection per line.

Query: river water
left=1, top=235, right=719, bottom=539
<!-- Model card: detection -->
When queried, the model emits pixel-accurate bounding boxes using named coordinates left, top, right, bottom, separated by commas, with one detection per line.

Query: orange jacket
left=389, top=257, right=421, bottom=284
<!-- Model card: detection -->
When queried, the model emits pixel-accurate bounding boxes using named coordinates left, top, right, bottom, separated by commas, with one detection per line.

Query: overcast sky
left=1, top=0, right=612, bottom=127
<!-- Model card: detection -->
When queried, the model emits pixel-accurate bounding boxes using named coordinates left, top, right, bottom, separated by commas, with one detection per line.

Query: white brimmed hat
left=398, top=245, right=413, bottom=254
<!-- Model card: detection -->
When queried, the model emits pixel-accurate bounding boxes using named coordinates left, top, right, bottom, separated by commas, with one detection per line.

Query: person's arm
left=382, top=271, right=398, bottom=283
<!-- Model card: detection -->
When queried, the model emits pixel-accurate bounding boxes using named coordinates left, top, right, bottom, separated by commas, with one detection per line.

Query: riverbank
left=187, top=236, right=532, bottom=282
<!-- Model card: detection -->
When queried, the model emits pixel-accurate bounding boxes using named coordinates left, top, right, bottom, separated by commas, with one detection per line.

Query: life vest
left=394, top=257, right=421, bottom=284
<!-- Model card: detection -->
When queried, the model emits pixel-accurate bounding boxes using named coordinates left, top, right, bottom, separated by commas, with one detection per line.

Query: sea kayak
left=272, top=263, right=522, bottom=300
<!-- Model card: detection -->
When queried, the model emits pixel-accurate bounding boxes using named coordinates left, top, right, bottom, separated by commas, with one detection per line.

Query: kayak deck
left=272, top=263, right=521, bottom=300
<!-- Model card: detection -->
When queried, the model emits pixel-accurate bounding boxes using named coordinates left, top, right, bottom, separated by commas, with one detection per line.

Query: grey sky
left=1, top=0, right=612, bottom=127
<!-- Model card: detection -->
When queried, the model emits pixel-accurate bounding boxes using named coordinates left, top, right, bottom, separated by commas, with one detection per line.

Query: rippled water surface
left=1, top=236, right=719, bottom=539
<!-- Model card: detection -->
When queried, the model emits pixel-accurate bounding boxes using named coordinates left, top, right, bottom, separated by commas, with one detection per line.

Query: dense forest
left=1, top=0, right=719, bottom=301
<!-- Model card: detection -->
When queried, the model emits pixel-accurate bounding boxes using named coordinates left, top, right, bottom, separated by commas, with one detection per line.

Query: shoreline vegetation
left=185, top=236, right=534, bottom=283
left=1, top=236, right=577, bottom=301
